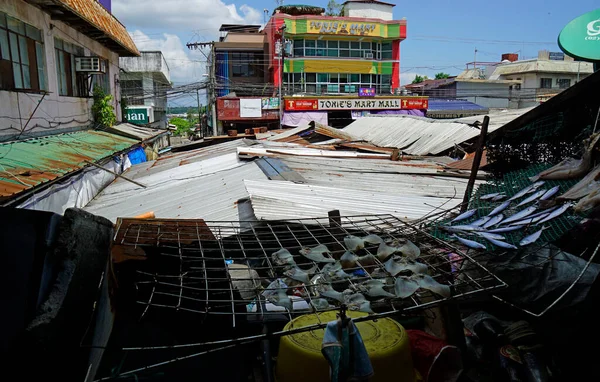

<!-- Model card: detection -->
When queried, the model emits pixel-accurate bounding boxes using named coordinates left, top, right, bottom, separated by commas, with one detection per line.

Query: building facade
left=0, top=0, right=139, bottom=142
left=120, top=51, right=171, bottom=129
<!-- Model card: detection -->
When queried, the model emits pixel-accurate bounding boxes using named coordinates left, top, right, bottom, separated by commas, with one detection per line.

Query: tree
left=325, top=0, right=343, bottom=16
left=92, top=85, right=116, bottom=127
left=435, top=72, right=450, bottom=79
left=412, top=75, right=424, bottom=84
left=169, top=117, right=192, bottom=136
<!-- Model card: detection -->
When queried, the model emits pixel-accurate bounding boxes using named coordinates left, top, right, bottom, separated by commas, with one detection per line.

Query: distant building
left=120, top=51, right=171, bottom=129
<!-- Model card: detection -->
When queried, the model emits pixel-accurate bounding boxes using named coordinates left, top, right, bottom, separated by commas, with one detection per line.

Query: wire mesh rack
left=112, top=214, right=507, bottom=329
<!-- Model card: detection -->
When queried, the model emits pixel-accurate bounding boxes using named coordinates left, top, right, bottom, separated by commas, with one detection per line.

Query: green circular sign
left=558, top=8, right=600, bottom=62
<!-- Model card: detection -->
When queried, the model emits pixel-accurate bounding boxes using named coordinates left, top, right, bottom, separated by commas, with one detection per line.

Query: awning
left=282, top=111, right=328, bottom=127
left=0, top=130, right=139, bottom=200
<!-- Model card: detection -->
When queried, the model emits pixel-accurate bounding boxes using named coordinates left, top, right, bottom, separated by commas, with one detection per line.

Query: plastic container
left=276, top=311, right=414, bottom=382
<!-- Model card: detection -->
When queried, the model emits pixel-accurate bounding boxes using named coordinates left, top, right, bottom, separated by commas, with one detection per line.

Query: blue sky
left=111, top=0, right=598, bottom=106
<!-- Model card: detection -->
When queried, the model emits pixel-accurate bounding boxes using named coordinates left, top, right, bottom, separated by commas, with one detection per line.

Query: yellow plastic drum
left=276, top=311, right=414, bottom=382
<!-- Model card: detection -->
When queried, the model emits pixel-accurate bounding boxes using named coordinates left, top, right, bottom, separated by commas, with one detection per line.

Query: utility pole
left=278, top=24, right=286, bottom=129
left=196, top=89, right=203, bottom=138
left=186, top=41, right=217, bottom=136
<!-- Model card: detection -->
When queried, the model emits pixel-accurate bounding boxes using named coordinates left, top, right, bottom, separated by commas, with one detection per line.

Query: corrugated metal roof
left=445, top=150, right=488, bottom=170
left=107, top=123, right=168, bottom=141
left=341, top=108, right=531, bottom=155
left=26, top=0, right=139, bottom=56
left=245, top=179, right=467, bottom=221
left=0, top=130, right=139, bottom=198
left=84, top=152, right=268, bottom=223
left=427, top=99, right=488, bottom=111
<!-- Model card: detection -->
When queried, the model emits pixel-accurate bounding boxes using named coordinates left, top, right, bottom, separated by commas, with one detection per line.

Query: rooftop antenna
left=263, top=9, right=269, bottom=24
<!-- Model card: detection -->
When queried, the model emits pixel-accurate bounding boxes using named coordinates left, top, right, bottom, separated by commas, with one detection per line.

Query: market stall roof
left=0, top=130, right=139, bottom=199
left=106, top=123, right=168, bottom=142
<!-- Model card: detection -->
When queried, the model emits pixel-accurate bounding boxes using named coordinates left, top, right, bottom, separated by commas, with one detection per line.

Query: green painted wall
left=380, top=62, right=393, bottom=74
left=387, top=24, right=400, bottom=38
left=295, top=19, right=307, bottom=34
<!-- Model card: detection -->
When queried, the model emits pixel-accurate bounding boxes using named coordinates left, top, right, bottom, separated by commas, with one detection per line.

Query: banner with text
left=285, top=98, right=428, bottom=111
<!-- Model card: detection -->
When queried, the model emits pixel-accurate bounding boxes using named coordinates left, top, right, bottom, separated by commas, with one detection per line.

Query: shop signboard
left=558, top=9, right=600, bottom=61
left=307, top=20, right=380, bottom=36
left=359, top=88, right=376, bottom=97
left=125, top=107, right=150, bottom=125
left=285, top=97, right=428, bottom=111
left=261, top=97, right=280, bottom=110
left=548, top=52, right=565, bottom=61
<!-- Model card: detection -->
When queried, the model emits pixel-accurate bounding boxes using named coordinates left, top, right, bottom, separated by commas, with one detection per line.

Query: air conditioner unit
left=364, top=52, right=373, bottom=59
left=75, top=57, right=106, bottom=73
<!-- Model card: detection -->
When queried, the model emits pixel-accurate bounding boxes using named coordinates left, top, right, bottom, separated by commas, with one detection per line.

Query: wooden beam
left=461, top=116, right=489, bottom=212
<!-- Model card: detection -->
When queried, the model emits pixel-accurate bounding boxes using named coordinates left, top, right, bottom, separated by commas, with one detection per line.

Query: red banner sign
left=284, top=97, right=428, bottom=111
left=284, top=99, right=319, bottom=111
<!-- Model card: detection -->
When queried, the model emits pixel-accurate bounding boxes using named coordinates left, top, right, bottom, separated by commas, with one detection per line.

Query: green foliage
left=412, top=75, right=424, bottom=84
left=435, top=72, right=450, bottom=79
left=170, top=117, right=192, bottom=136
left=274, top=5, right=325, bottom=16
left=325, top=0, right=343, bottom=16
left=92, top=85, right=116, bottom=127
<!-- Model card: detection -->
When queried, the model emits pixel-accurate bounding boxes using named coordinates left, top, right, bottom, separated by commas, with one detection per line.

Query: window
left=381, top=42, right=393, bottom=60
left=540, top=78, right=552, bottom=89
left=230, top=52, right=263, bottom=77
left=289, top=39, right=386, bottom=61
left=0, top=12, right=46, bottom=91
left=283, top=72, right=384, bottom=95
left=557, top=78, right=571, bottom=89
left=54, top=38, right=85, bottom=96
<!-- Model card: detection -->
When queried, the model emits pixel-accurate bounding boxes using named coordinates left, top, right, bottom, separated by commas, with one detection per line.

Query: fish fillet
left=531, top=133, right=600, bottom=181
left=394, top=277, right=420, bottom=298
left=559, top=163, right=600, bottom=200
left=574, top=189, right=600, bottom=213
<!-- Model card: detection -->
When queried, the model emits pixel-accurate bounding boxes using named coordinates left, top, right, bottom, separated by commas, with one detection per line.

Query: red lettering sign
left=285, top=99, right=319, bottom=111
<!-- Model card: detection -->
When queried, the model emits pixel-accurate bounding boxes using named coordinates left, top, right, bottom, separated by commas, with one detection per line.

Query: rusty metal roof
left=26, top=0, right=139, bottom=56
left=0, top=130, right=139, bottom=199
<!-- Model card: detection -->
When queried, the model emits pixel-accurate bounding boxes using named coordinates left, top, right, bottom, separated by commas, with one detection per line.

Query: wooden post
left=461, top=116, right=489, bottom=212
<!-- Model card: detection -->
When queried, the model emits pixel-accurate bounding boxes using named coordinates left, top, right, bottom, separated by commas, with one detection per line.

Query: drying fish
left=442, top=224, right=484, bottom=233
left=413, top=274, right=452, bottom=298
left=384, top=255, right=428, bottom=276
left=516, top=189, right=547, bottom=207
left=357, top=279, right=395, bottom=298
left=316, top=282, right=345, bottom=303
left=340, top=251, right=359, bottom=269
left=272, top=248, right=296, bottom=267
left=574, top=189, right=600, bottom=214
left=531, top=134, right=600, bottom=181
left=540, top=186, right=560, bottom=201
left=509, top=213, right=549, bottom=226
left=376, top=238, right=420, bottom=260
left=284, top=265, right=317, bottom=284
left=520, top=227, right=548, bottom=247
left=508, top=184, right=536, bottom=201
left=263, top=279, right=292, bottom=311
left=488, top=201, right=511, bottom=216
left=394, top=276, right=421, bottom=298
left=476, top=232, right=506, bottom=241
left=362, top=234, right=384, bottom=245
left=322, top=261, right=352, bottom=281
left=299, top=244, right=335, bottom=263
left=453, top=235, right=487, bottom=250
left=357, top=253, right=378, bottom=266
left=344, top=235, right=364, bottom=251
left=492, top=194, right=507, bottom=201
left=344, top=293, right=374, bottom=314
left=471, top=216, right=492, bottom=227
left=482, top=236, right=518, bottom=250
left=558, top=163, right=600, bottom=200
left=536, top=203, right=572, bottom=225
left=501, top=206, right=537, bottom=225
left=397, top=239, right=421, bottom=259
left=377, top=241, right=401, bottom=260
left=480, top=192, right=502, bottom=200
left=486, top=225, right=524, bottom=233
left=452, top=209, right=478, bottom=223
left=310, top=298, right=330, bottom=310
left=483, top=214, right=504, bottom=229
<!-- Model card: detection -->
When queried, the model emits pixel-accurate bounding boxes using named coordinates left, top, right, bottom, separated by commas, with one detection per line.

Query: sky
left=111, top=0, right=599, bottom=107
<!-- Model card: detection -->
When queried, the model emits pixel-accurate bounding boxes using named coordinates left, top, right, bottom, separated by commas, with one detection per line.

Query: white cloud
left=400, top=72, right=427, bottom=86
left=113, top=0, right=263, bottom=32
left=129, top=30, right=206, bottom=83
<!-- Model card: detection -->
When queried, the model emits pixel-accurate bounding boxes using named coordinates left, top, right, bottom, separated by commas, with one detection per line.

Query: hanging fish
left=394, top=276, right=421, bottom=298
left=540, top=186, right=560, bottom=201
left=316, top=282, right=345, bottom=302
left=263, top=279, right=292, bottom=311
left=452, top=234, right=487, bottom=250
left=480, top=192, right=502, bottom=200
left=340, top=251, right=359, bottom=269
left=344, top=292, right=374, bottom=314
left=471, top=216, right=492, bottom=227
left=501, top=206, right=537, bottom=225
left=362, top=234, right=384, bottom=245
left=272, top=248, right=296, bottom=267
left=516, top=189, right=547, bottom=207
left=299, top=244, right=335, bottom=263
left=486, top=225, right=524, bottom=233
left=491, top=194, right=507, bottom=202
left=488, top=201, right=511, bottom=216
left=483, top=214, right=504, bottom=229
left=476, top=232, right=506, bottom=241
left=322, top=261, right=352, bottom=281
left=535, top=203, right=572, bottom=225
left=344, top=235, right=364, bottom=251
left=452, top=209, right=478, bottom=223
left=413, top=274, right=452, bottom=298
left=482, top=236, right=518, bottom=250
left=384, top=255, right=428, bottom=276
left=520, top=227, right=548, bottom=246
left=358, top=279, right=395, bottom=298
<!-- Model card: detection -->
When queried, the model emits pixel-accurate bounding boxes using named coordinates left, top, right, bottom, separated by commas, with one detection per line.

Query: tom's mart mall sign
left=558, top=8, right=600, bottom=61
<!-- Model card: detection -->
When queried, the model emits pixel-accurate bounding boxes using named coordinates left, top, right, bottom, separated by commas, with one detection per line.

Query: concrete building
left=0, top=0, right=139, bottom=142
left=120, top=51, right=171, bottom=129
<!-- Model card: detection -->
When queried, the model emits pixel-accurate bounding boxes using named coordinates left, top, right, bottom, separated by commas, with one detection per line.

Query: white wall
left=0, top=0, right=122, bottom=141
left=456, top=81, right=511, bottom=109
left=343, top=3, right=394, bottom=21
left=506, top=72, right=590, bottom=90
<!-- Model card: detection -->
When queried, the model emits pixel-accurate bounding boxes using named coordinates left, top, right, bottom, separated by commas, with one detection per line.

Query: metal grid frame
left=112, top=214, right=507, bottom=328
